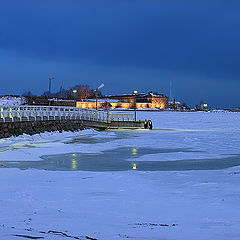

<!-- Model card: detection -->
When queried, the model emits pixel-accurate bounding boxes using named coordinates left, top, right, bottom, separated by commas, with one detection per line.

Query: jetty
left=0, top=105, right=152, bottom=138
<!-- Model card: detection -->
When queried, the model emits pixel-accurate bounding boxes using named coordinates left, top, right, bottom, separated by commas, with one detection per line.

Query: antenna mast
left=169, top=80, right=172, bottom=102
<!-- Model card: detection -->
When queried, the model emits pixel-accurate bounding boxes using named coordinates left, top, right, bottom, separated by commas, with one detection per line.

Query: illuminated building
left=76, top=92, right=168, bottom=110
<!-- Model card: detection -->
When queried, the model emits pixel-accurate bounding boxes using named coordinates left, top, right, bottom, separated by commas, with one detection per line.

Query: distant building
left=168, top=100, right=182, bottom=110
left=195, top=102, right=209, bottom=111
left=76, top=98, right=130, bottom=109
left=200, top=103, right=208, bottom=110
left=76, top=92, right=168, bottom=110
left=168, top=100, right=190, bottom=110
left=29, top=98, right=76, bottom=107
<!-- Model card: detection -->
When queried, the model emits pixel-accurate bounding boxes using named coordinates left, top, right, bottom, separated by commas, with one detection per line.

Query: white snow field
left=0, top=111, right=240, bottom=240
left=0, top=96, right=26, bottom=106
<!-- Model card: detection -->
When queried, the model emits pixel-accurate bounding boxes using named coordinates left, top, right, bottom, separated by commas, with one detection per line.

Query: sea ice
left=0, top=111, right=239, bottom=239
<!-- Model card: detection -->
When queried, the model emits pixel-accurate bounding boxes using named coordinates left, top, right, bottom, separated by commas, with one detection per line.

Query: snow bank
left=0, top=96, right=27, bottom=106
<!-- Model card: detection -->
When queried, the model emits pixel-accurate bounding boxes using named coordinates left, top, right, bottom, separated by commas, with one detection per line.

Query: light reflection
left=132, top=148, right=138, bottom=156
left=132, top=162, right=137, bottom=170
left=72, top=159, right=77, bottom=170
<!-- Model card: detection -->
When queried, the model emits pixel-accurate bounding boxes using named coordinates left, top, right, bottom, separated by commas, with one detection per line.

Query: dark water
left=0, top=147, right=240, bottom=172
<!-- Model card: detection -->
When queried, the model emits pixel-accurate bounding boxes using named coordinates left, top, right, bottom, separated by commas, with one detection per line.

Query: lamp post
left=48, top=77, right=54, bottom=106
left=72, top=89, right=77, bottom=106
left=95, top=83, right=104, bottom=110
left=133, top=90, right=138, bottom=121
left=73, top=89, right=77, bottom=99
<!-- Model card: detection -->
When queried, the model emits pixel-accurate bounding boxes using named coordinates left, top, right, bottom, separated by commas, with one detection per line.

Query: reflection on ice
left=132, top=162, right=137, bottom=170
left=1, top=147, right=240, bottom=172
left=71, top=159, right=77, bottom=170
left=132, top=148, right=138, bottom=157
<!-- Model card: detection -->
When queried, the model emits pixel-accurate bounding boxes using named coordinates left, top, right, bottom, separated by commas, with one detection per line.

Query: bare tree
left=69, top=85, right=95, bottom=100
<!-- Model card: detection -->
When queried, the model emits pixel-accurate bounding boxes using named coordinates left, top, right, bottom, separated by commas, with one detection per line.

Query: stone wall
left=0, top=120, right=85, bottom=139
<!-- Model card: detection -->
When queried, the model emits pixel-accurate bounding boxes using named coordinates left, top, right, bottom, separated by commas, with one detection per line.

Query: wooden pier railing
left=0, top=105, right=135, bottom=123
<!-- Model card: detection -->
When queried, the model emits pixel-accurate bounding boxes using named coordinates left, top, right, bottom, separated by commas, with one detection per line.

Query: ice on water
left=0, top=111, right=240, bottom=240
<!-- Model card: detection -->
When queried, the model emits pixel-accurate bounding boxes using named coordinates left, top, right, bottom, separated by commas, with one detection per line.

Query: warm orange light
left=76, top=97, right=167, bottom=110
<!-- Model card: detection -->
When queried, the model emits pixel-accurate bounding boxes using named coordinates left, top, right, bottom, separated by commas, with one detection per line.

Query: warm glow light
left=76, top=96, right=167, bottom=110
left=132, top=148, right=138, bottom=156
left=72, top=159, right=77, bottom=170
left=132, top=163, right=137, bottom=170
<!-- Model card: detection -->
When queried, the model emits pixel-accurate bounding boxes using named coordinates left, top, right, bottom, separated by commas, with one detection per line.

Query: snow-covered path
left=0, top=111, right=240, bottom=239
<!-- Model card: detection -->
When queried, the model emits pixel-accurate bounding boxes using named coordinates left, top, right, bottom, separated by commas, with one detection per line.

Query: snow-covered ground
left=0, top=112, right=240, bottom=239
left=0, top=96, right=26, bottom=106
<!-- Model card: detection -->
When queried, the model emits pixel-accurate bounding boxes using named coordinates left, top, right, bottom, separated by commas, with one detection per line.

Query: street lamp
left=72, top=89, right=77, bottom=102
left=133, top=90, right=138, bottom=121
left=95, top=83, right=104, bottom=110
left=48, top=77, right=54, bottom=106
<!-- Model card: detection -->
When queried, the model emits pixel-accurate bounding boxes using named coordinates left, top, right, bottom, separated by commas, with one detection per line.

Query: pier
left=0, top=105, right=150, bottom=138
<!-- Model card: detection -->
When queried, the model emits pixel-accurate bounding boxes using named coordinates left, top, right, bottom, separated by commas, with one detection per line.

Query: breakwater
left=0, top=120, right=85, bottom=139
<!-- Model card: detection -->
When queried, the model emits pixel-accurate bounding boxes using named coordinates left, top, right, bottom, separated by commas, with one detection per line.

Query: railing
left=0, top=105, right=135, bottom=123
left=109, top=113, right=134, bottom=121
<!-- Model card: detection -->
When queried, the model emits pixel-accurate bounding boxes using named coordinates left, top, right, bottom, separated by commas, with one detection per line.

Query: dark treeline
left=22, top=85, right=102, bottom=100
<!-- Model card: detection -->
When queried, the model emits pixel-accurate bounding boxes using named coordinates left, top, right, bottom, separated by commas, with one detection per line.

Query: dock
left=0, top=105, right=152, bottom=138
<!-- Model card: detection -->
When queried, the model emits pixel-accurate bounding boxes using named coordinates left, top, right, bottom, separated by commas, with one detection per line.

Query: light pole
left=73, top=89, right=77, bottom=98
left=72, top=89, right=77, bottom=105
left=95, top=83, right=104, bottom=110
left=48, top=77, right=54, bottom=106
left=133, top=90, right=137, bottom=121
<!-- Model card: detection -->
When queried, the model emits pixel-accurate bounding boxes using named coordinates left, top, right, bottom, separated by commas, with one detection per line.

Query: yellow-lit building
left=76, top=99, right=133, bottom=109
left=76, top=92, right=168, bottom=110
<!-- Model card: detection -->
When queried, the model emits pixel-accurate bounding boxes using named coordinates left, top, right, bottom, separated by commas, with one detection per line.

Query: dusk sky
left=0, top=0, right=240, bottom=108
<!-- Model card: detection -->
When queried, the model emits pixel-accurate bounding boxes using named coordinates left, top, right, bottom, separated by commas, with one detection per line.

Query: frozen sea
left=0, top=111, right=240, bottom=240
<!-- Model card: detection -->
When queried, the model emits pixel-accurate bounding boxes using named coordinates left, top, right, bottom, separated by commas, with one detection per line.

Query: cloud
left=0, top=1, right=240, bottom=80
left=0, top=1, right=240, bottom=108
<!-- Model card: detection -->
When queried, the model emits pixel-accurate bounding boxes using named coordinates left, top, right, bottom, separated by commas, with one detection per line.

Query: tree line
left=22, top=85, right=102, bottom=100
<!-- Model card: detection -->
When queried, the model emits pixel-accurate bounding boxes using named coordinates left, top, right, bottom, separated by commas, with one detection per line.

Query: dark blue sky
left=0, top=0, right=240, bottom=108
